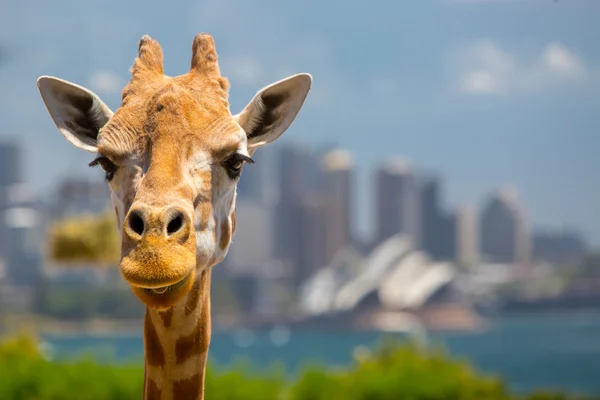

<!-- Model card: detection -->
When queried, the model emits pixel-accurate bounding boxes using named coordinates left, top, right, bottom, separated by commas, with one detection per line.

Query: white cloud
left=542, top=42, right=584, bottom=77
left=222, top=56, right=263, bottom=86
left=453, top=39, right=515, bottom=94
left=89, top=70, right=122, bottom=94
left=462, top=70, right=500, bottom=93
left=450, top=40, right=586, bottom=95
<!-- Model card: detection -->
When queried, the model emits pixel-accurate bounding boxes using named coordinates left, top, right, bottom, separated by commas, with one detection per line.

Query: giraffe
left=36, top=33, right=311, bottom=400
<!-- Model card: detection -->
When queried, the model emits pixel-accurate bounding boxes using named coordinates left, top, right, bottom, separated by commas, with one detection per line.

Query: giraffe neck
left=142, top=269, right=212, bottom=400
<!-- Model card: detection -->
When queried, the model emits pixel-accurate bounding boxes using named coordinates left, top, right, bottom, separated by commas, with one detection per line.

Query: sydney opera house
left=297, top=234, right=485, bottom=333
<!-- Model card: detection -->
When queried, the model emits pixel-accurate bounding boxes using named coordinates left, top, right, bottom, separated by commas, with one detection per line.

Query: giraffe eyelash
left=89, top=156, right=119, bottom=182
left=223, top=154, right=254, bottom=180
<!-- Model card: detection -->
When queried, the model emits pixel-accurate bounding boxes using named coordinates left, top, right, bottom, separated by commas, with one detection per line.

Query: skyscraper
left=375, top=157, right=420, bottom=248
left=274, top=143, right=322, bottom=289
left=297, top=193, right=327, bottom=283
left=227, top=200, right=273, bottom=272
left=480, top=187, right=531, bottom=264
left=419, top=175, right=442, bottom=257
left=275, top=144, right=309, bottom=263
left=439, top=211, right=457, bottom=261
left=320, top=148, right=353, bottom=266
left=0, top=142, right=40, bottom=286
left=50, top=177, right=111, bottom=219
left=456, top=205, right=479, bottom=267
left=3, top=183, right=40, bottom=285
left=0, top=142, right=23, bottom=187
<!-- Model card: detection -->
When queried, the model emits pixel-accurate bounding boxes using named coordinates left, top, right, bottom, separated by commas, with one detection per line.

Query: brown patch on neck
left=144, top=311, right=165, bottom=367
left=173, top=373, right=202, bottom=400
left=158, top=308, right=173, bottom=328
left=175, top=308, right=211, bottom=364
left=145, top=378, right=162, bottom=400
left=218, top=217, right=231, bottom=250
left=175, top=278, right=211, bottom=365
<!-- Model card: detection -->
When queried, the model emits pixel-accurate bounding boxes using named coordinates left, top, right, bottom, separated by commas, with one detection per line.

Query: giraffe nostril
left=128, top=211, right=145, bottom=236
left=166, top=212, right=185, bottom=236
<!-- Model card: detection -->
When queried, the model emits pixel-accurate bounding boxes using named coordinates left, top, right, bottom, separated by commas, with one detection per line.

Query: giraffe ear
left=234, top=73, right=311, bottom=150
left=37, top=76, right=114, bottom=153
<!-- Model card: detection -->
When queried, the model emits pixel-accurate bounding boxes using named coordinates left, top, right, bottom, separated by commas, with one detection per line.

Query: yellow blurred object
left=47, top=210, right=120, bottom=267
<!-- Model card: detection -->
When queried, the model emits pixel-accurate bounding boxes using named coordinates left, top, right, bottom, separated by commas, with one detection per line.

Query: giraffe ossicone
left=37, top=33, right=311, bottom=400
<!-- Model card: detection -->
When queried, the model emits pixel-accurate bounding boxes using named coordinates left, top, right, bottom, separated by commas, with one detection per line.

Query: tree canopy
left=47, top=210, right=120, bottom=267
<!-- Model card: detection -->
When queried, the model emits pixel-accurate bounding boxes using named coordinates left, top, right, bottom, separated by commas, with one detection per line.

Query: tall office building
left=50, top=177, right=111, bottom=219
left=0, top=142, right=24, bottom=259
left=274, top=143, right=322, bottom=288
left=419, top=175, right=443, bottom=258
left=375, top=157, right=421, bottom=248
left=456, top=205, right=479, bottom=266
left=439, top=212, right=457, bottom=261
left=2, top=183, right=41, bottom=285
left=297, top=193, right=327, bottom=284
left=320, top=148, right=353, bottom=266
left=480, top=187, right=531, bottom=264
left=224, top=199, right=274, bottom=312
left=0, top=142, right=23, bottom=187
left=0, top=142, right=41, bottom=286
left=227, top=200, right=273, bottom=273
left=275, top=144, right=306, bottom=263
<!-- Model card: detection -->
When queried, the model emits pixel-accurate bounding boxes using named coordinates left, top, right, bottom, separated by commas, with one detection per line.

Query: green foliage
left=205, top=360, right=286, bottom=400
left=291, top=339, right=510, bottom=400
left=0, top=333, right=143, bottom=400
left=0, top=334, right=594, bottom=400
left=47, top=210, right=120, bottom=267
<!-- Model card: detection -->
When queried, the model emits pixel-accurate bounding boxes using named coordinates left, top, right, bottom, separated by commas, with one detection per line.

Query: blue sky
left=1, top=0, right=599, bottom=245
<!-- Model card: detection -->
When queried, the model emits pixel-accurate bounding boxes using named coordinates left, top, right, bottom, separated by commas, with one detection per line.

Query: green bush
left=0, top=334, right=142, bottom=400
left=205, top=360, right=286, bottom=400
left=0, top=333, right=594, bottom=400
left=290, top=340, right=510, bottom=400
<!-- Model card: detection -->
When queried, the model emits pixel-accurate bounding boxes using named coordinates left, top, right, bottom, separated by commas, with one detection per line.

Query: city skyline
left=0, top=137, right=595, bottom=250
left=0, top=139, right=592, bottom=318
left=1, top=0, right=599, bottom=244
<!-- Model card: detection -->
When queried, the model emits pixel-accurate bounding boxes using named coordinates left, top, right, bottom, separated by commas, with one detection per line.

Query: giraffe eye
left=89, top=156, right=118, bottom=182
left=223, top=154, right=254, bottom=179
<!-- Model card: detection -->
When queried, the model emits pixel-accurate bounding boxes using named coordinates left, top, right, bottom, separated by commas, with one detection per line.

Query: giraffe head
left=37, top=34, right=311, bottom=310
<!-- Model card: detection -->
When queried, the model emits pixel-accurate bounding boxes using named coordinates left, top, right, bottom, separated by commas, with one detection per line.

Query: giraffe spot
left=195, top=202, right=211, bottom=231
left=231, top=210, right=236, bottom=234
left=173, top=373, right=201, bottom=399
left=184, top=277, right=201, bottom=316
left=113, top=205, right=121, bottom=230
left=199, top=170, right=212, bottom=190
left=219, top=218, right=230, bottom=251
left=158, top=308, right=173, bottom=328
left=175, top=316, right=210, bottom=364
left=212, top=216, right=218, bottom=243
left=144, top=313, right=165, bottom=367
left=146, top=378, right=162, bottom=400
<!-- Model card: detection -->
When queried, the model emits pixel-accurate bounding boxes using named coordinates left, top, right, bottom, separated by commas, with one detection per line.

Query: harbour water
left=42, top=311, right=600, bottom=396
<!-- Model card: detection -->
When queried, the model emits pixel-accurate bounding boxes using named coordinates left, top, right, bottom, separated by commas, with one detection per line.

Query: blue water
left=43, top=312, right=600, bottom=396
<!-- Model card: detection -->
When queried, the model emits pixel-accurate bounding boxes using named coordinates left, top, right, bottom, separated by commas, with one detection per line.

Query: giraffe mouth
left=142, top=275, right=190, bottom=296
